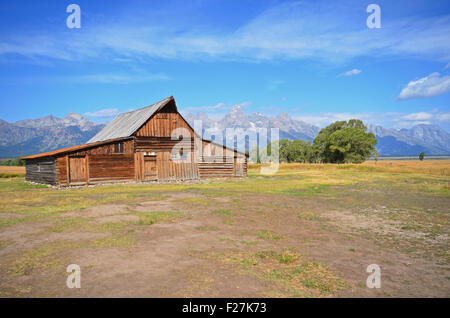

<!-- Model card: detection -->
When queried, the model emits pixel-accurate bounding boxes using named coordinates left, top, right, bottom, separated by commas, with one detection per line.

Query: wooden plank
left=66, top=155, right=70, bottom=184
left=85, top=155, right=90, bottom=183
left=24, top=158, right=57, bottom=185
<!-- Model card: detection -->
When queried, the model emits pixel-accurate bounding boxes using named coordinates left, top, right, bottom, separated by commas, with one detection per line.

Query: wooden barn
left=22, top=96, right=248, bottom=186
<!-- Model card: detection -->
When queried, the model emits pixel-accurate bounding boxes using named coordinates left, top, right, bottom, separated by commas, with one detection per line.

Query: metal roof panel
left=87, top=97, right=172, bottom=143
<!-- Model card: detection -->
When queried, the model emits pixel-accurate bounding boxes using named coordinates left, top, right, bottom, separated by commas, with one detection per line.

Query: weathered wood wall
left=134, top=104, right=198, bottom=181
left=136, top=105, right=193, bottom=138
left=198, top=161, right=234, bottom=178
left=134, top=101, right=246, bottom=180
left=156, top=151, right=198, bottom=181
left=199, top=140, right=247, bottom=178
left=135, top=136, right=193, bottom=152
left=25, top=158, right=57, bottom=185
left=201, top=140, right=236, bottom=158
left=134, top=137, right=198, bottom=181
left=56, top=139, right=134, bottom=186
left=88, top=154, right=134, bottom=183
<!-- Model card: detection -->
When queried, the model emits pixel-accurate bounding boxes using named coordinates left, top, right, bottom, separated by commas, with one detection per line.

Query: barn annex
left=22, top=96, right=248, bottom=186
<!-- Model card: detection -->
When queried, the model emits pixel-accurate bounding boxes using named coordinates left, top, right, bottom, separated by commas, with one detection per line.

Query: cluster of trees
left=252, top=119, right=378, bottom=164
left=0, top=158, right=25, bottom=166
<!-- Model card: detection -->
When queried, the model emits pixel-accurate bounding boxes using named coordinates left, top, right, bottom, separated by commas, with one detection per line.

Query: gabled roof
left=87, top=96, right=173, bottom=143
left=21, top=137, right=132, bottom=160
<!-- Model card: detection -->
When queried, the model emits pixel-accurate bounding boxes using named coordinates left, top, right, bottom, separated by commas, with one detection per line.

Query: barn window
left=36, top=164, right=40, bottom=172
left=114, top=142, right=124, bottom=153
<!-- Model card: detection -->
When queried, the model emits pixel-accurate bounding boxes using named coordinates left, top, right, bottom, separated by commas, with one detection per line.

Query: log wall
left=198, top=140, right=247, bottom=178
left=56, top=139, right=135, bottom=186
left=25, top=158, right=57, bottom=185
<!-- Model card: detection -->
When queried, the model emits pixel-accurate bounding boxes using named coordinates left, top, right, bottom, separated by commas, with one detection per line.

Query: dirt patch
left=133, top=201, right=177, bottom=212
left=0, top=213, right=22, bottom=220
left=166, top=192, right=204, bottom=200
left=63, top=204, right=131, bottom=218
left=0, top=229, right=107, bottom=258
left=94, top=215, right=140, bottom=224
left=0, top=222, right=48, bottom=242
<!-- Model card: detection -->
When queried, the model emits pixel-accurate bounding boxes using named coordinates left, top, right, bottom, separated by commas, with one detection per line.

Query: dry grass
left=249, top=160, right=450, bottom=177
left=215, top=249, right=348, bottom=297
left=0, top=166, right=25, bottom=174
left=0, top=166, right=25, bottom=178
left=362, top=160, right=450, bottom=176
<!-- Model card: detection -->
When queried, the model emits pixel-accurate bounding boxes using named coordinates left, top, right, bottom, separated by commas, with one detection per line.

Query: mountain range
left=184, top=105, right=450, bottom=156
left=0, top=105, right=449, bottom=158
left=185, top=105, right=320, bottom=142
left=0, top=113, right=104, bottom=158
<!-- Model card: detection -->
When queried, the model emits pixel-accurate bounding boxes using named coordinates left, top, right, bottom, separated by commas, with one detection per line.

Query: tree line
left=0, top=158, right=25, bottom=166
left=251, top=119, right=378, bottom=164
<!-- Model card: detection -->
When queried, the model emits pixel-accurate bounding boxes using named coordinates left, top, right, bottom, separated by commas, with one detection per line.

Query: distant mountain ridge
left=0, top=113, right=104, bottom=158
left=185, top=105, right=320, bottom=142
left=14, top=112, right=99, bottom=131
left=184, top=105, right=450, bottom=156
left=0, top=106, right=449, bottom=158
left=366, top=124, right=450, bottom=156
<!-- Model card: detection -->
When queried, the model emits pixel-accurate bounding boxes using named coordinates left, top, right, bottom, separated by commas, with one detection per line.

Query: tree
left=263, top=139, right=315, bottom=163
left=313, top=119, right=377, bottom=163
left=0, top=158, right=25, bottom=166
left=277, top=139, right=291, bottom=163
left=419, top=151, right=425, bottom=161
left=267, top=139, right=318, bottom=163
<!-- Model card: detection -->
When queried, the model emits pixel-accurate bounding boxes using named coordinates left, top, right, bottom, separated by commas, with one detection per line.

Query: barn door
left=143, top=155, right=157, bottom=181
left=69, top=156, right=87, bottom=184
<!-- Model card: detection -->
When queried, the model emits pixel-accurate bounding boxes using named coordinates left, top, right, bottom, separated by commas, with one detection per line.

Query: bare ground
left=1, top=182, right=449, bottom=297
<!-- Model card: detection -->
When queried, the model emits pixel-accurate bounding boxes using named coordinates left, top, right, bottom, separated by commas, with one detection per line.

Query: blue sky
left=0, top=0, right=449, bottom=130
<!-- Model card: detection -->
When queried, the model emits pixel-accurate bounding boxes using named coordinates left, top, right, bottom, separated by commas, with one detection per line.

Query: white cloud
left=401, top=112, right=433, bottom=120
left=398, top=72, right=450, bottom=100
left=293, top=110, right=450, bottom=129
left=183, top=102, right=227, bottom=112
left=74, top=73, right=169, bottom=84
left=84, top=108, right=119, bottom=118
left=445, top=62, right=450, bottom=69
left=293, top=112, right=372, bottom=127
left=4, top=72, right=170, bottom=85
left=1, top=2, right=450, bottom=64
left=435, top=112, right=450, bottom=122
left=342, top=69, right=362, bottom=76
left=183, top=101, right=251, bottom=113
left=267, top=79, right=284, bottom=91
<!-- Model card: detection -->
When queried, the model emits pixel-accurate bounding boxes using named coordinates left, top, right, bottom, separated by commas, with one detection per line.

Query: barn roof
left=87, top=96, right=173, bottom=143
left=21, top=137, right=132, bottom=160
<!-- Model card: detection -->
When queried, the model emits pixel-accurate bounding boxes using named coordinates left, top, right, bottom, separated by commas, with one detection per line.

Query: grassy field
left=0, top=161, right=448, bottom=297
left=0, top=166, right=25, bottom=178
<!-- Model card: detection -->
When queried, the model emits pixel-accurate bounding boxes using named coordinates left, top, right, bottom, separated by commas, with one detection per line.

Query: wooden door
left=143, top=155, right=157, bottom=181
left=69, top=156, right=86, bottom=183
